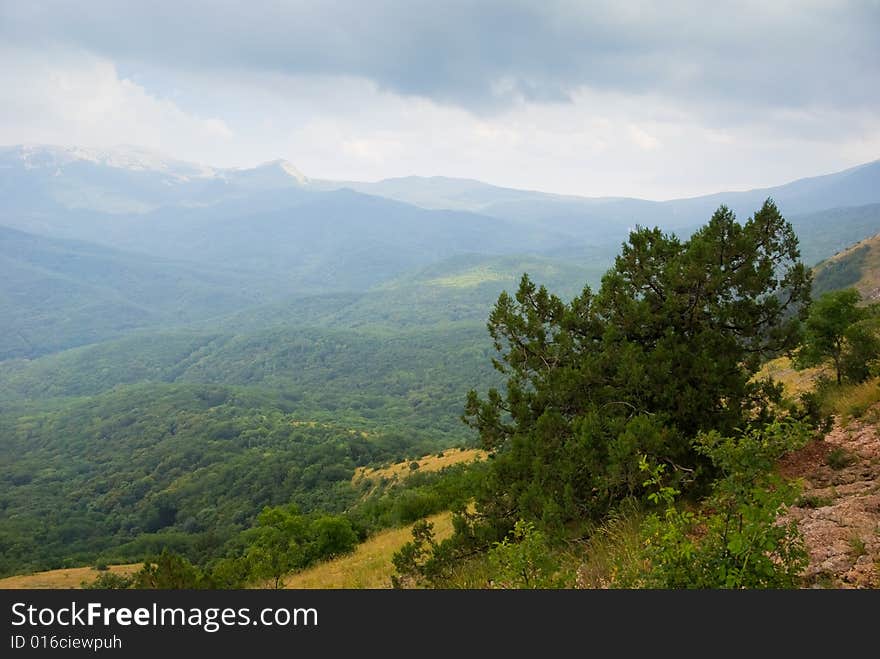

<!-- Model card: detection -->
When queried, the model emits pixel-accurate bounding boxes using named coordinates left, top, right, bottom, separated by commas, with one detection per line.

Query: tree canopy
left=796, top=288, right=880, bottom=384
left=464, top=199, right=811, bottom=532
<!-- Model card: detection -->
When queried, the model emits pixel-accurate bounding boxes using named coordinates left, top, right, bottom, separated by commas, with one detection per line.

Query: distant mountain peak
left=5, top=143, right=218, bottom=180
left=0, top=144, right=314, bottom=214
left=251, top=159, right=309, bottom=185
left=222, top=158, right=309, bottom=189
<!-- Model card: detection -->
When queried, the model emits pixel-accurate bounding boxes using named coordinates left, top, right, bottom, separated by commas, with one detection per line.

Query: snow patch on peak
left=278, top=160, right=308, bottom=185
left=222, top=159, right=309, bottom=187
left=6, top=144, right=218, bottom=180
left=251, top=159, right=308, bottom=185
left=0, top=143, right=310, bottom=188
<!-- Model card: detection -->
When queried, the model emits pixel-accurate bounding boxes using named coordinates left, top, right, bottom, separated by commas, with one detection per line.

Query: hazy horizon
left=2, top=2, right=878, bottom=200
left=3, top=140, right=878, bottom=205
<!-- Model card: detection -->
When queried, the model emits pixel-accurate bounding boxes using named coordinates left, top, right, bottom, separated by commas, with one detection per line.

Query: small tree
left=308, top=515, right=358, bottom=562
left=487, top=520, right=567, bottom=588
left=209, top=556, right=251, bottom=589
left=797, top=289, right=879, bottom=384
left=83, top=571, right=135, bottom=589
left=131, top=549, right=206, bottom=589
left=246, top=505, right=307, bottom=589
left=391, top=519, right=438, bottom=588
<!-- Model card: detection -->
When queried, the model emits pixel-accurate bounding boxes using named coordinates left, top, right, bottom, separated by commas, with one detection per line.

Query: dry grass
left=821, top=377, right=880, bottom=422
left=755, top=356, right=828, bottom=398
left=814, top=233, right=880, bottom=301
left=576, top=500, right=645, bottom=588
left=352, top=448, right=486, bottom=487
left=284, top=512, right=454, bottom=589
left=0, top=564, right=141, bottom=590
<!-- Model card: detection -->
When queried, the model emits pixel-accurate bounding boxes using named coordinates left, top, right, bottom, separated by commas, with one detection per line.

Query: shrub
left=826, top=447, right=856, bottom=470
left=614, top=421, right=810, bottom=589
left=487, top=520, right=570, bottom=589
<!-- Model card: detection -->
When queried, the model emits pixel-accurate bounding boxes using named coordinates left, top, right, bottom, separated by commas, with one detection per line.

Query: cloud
left=0, top=46, right=234, bottom=164
left=0, top=2, right=877, bottom=199
left=628, top=124, right=661, bottom=151
left=2, top=1, right=877, bottom=117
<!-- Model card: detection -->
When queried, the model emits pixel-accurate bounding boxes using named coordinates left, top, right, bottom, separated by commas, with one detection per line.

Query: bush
left=613, top=421, right=810, bottom=589
left=82, top=572, right=134, bottom=589
left=487, top=520, right=570, bottom=588
left=795, top=494, right=832, bottom=509
left=827, top=447, right=856, bottom=470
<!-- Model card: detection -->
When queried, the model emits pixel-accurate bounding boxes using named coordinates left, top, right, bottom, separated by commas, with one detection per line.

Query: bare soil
left=778, top=406, right=880, bottom=588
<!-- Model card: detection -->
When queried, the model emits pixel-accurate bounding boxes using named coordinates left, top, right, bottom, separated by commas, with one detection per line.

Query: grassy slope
left=0, top=563, right=141, bottom=590
left=812, top=233, right=880, bottom=300
left=757, top=356, right=829, bottom=398
left=0, top=514, right=454, bottom=590
left=352, top=448, right=486, bottom=486
left=283, top=512, right=454, bottom=589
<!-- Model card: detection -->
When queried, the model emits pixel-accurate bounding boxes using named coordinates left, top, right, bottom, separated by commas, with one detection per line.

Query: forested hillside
left=812, top=232, right=880, bottom=299
left=390, top=201, right=880, bottom=590
left=2, top=147, right=880, bottom=585
left=0, top=323, right=501, bottom=575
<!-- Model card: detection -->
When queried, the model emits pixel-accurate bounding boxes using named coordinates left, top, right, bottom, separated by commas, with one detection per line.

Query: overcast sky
left=1, top=1, right=878, bottom=199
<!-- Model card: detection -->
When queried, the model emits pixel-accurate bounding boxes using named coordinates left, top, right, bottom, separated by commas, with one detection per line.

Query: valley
left=2, top=145, right=880, bottom=587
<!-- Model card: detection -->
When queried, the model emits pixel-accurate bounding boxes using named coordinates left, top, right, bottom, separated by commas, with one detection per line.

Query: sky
left=1, top=1, right=878, bottom=200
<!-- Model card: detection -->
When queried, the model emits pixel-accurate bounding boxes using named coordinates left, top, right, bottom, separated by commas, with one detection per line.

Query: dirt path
left=778, top=406, right=880, bottom=588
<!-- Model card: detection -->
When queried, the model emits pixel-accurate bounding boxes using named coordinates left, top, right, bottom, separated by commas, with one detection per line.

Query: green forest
left=0, top=329, right=496, bottom=576
left=2, top=198, right=879, bottom=589
left=391, top=200, right=880, bottom=589
left=4, top=1, right=880, bottom=604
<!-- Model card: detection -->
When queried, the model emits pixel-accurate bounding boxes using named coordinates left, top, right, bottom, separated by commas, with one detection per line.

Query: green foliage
left=795, top=494, right=832, bottom=509
left=848, top=535, right=867, bottom=558
left=811, top=246, right=869, bottom=296
left=792, top=204, right=880, bottom=269
left=244, top=505, right=309, bottom=589
left=0, top=352, right=487, bottom=577
left=238, top=505, right=358, bottom=588
left=130, top=549, right=209, bottom=589
left=487, top=520, right=569, bottom=588
left=390, top=504, right=497, bottom=589
left=346, top=461, right=488, bottom=533
left=208, top=556, right=251, bottom=589
left=0, top=324, right=501, bottom=442
left=0, top=225, right=272, bottom=361
left=310, top=515, right=359, bottom=560
left=84, top=549, right=226, bottom=589
left=464, top=200, right=811, bottom=535
left=617, top=421, right=810, bottom=589
left=796, top=390, right=835, bottom=435
left=82, top=571, right=135, bottom=590
left=79, top=506, right=361, bottom=589
left=796, top=288, right=880, bottom=384
left=0, top=382, right=447, bottom=577
left=826, top=447, right=857, bottom=470
left=840, top=319, right=880, bottom=383
left=391, top=520, right=440, bottom=589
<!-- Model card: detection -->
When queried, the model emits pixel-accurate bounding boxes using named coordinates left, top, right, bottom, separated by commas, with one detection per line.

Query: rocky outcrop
left=779, top=407, right=880, bottom=588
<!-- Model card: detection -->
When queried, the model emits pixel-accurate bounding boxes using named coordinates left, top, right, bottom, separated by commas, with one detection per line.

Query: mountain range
left=3, top=143, right=880, bottom=578
left=2, top=143, right=880, bottom=361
